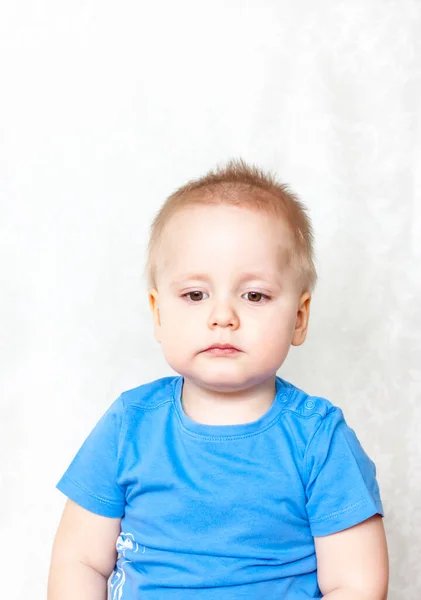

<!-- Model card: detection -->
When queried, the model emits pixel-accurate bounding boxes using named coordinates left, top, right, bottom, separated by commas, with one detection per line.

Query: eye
left=243, top=291, right=270, bottom=303
left=182, top=291, right=209, bottom=302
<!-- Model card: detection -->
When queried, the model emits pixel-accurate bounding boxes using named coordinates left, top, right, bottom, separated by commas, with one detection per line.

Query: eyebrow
left=170, top=272, right=280, bottom=288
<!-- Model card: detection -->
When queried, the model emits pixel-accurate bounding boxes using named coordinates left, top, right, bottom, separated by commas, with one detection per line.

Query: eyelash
left=181, top=291, right=271, bottom=303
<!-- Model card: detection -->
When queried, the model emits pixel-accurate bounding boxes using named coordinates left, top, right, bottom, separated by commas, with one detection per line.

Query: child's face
left=149, top=203, right=310, bottom=392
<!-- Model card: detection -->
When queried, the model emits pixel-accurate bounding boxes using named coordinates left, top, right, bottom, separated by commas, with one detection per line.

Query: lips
left=204, top=344, right=240, bottom=351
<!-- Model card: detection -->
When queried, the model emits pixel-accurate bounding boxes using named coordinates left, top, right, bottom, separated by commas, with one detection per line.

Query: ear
left=291, top=292, right=311, bottom=346
left=148, top=288, right=162, bottom=343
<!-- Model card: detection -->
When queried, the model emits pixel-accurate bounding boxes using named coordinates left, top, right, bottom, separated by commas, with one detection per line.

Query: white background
left=1, top=1, right=420, bottom=598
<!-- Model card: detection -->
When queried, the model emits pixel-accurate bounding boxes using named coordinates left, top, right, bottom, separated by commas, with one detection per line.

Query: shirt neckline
left=171, top=375, right=291, bottom=440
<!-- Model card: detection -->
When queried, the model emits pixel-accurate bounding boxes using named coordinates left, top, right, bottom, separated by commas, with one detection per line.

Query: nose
left=207, top=298, right=240, bottom=330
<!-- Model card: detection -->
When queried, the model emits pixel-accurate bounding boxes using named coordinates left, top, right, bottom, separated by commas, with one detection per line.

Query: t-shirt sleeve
left=305, top=406, right=384, bottom=537
left=56, top=394, right=126, bottom=518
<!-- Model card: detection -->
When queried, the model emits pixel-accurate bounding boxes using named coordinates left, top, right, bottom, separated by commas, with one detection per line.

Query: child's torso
left=110, top=376, right=321, bottom=599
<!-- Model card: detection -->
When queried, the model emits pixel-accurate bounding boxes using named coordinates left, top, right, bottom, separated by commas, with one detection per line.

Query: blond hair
left=145, top=159, right=317, bottom=294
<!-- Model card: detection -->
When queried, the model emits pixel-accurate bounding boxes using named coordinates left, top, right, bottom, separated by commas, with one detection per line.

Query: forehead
left=161, top=203, right=293, bottom=244
left=156, top=204, right=294, bottom=282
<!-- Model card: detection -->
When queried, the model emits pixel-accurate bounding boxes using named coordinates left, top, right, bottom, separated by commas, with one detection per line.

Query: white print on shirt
left=109, top=532, right=141, bottom=600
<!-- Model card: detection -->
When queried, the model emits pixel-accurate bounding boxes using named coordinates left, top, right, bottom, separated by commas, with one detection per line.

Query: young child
left=48, top=160, right=388, bottom=599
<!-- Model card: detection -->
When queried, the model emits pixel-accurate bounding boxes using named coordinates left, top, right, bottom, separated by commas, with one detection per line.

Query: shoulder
left=278, top=376, right=341, bottom=421
left=276, top=376, right=345, bottom=455
left=119, top=375, right=179, bottom=412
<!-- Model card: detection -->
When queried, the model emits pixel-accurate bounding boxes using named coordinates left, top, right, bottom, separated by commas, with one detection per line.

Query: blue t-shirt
left=56, top=375, right=384, bottom=599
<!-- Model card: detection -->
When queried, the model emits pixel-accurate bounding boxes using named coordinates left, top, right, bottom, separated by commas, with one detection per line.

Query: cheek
left=159, top=300, right=183, bottom=329
left=256, top=321, right=294, bottom=366
left=159, top=304, right=197, bottom=345
left=257, top=310, right=297, bottom=345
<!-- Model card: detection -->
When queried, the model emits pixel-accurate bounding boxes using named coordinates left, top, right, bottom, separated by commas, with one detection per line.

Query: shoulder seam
left=119, top=377, right=177, bottom=411
left=282, top=406, right=326, bottom=420
left=123, top=398, right=173, bottom=411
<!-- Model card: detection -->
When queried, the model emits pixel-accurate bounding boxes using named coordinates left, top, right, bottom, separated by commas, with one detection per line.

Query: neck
left=180, top=375, right=277, bottom=426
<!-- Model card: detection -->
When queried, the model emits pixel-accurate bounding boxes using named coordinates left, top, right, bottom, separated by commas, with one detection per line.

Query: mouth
left=202, top=344, right=241, bottom=354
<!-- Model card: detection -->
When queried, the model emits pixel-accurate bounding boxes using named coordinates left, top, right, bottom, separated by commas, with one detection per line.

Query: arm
left=314, top=514, right=389, bottom=600
left=47, top=498, right=122, bottom=600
